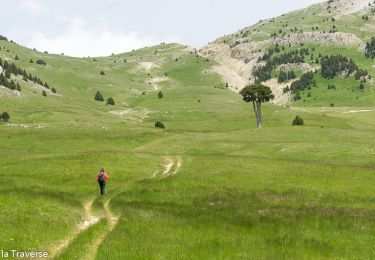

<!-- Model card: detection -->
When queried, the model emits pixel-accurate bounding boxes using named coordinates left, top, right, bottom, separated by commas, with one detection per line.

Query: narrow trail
left=83, top=199, right=119, bottom=260
left=49, top=197, right=119, bottom=260
left=50, top=156, right=181, bottom=258
left=153, top=156, right=183, bottom=178
left=48, top=198, right=100, bottom=258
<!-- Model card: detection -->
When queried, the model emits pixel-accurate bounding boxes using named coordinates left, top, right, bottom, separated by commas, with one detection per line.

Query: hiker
left=96, top=168, right=109, bottom=196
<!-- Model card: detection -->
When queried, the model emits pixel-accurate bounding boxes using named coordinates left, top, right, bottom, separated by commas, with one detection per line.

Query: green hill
left=1, top=0, right=375, bottom=259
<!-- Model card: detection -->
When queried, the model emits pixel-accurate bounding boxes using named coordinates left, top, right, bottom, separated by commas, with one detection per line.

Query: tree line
left=254, top=46, right=309, bottom=83
left=320, top=55, right=360, bottom=79
left=365, top=37, right=375, bottom=59
left=0, top=58, right=56, bottom=93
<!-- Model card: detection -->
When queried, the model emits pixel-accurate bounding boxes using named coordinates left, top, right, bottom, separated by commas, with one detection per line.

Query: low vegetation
left=292, top=115, right=304, bottom=125
left=1, top=111, right=10, bottom=122
left=154, top=121, right=165, bottom=129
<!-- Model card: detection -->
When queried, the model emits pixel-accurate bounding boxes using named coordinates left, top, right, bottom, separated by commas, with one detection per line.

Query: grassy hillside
left=1, top=1, right=375, bottom=258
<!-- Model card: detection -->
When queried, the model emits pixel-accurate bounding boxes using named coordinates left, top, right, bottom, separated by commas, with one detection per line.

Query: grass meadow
left=0, top=39, right=375, bottom=259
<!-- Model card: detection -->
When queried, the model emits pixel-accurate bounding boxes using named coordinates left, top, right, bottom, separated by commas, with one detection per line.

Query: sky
left=1, top=0, right=323, bottom=57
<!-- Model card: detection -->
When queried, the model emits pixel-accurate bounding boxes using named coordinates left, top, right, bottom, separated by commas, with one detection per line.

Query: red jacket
left=96, top=172, right=109, bottom=182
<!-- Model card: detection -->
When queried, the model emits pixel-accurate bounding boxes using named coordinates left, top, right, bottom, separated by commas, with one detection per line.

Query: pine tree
left=95, top=91, right=104, bottom=102
left=278, top=71, right=288, bottom=83
left=1, top=112, right=10, bottom=122
left=106, top=97, right=115, bottom=106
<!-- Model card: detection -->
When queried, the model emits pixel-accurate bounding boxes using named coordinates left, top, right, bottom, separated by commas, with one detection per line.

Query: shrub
left=292, top=115, right=304, bottom=126
left=42, top=90, right=47, bottom=97
left=100, top=70, right=105, bottom=75
left=51, top=87, right=56, bottom=93
left=106, top=97, right=115, bottom=106
left=95, top=91, right=104, bottom=102
left=1, top=112, right=10, bottom=122
left=330, top=103, right=335, bottom=107
left=15, top=55, right=19, bottom=60
left=30, top=59, right=34, bottom=63
left=36, top=59, right=46, bottom=66
left=155, top=121, right=165, bottom=129
left=158, top=91, right=163, bottom=99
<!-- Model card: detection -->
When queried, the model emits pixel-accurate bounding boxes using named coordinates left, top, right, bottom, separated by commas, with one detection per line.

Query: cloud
left=26, top=18, right=180, bottom=57
left=19, top=0, right=47, bottom=15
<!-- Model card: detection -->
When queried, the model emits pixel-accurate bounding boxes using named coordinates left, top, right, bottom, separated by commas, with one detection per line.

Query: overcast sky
left=1, top=0, right=322, bottom=57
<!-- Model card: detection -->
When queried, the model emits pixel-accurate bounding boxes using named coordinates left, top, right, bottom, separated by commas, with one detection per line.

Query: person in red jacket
left=96, top=168, right=109, bottom=196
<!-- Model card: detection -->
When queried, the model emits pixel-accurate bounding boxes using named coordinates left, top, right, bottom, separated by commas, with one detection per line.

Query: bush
left=1, top=112, right=10, bottom=122
left=42, top=90, right=47, bottom=97
left=51, top=87, right=57, bottom=93
left=100, top=70, right=105, bottom=75
left=155, top=121, right=165, bottom=129
left=15, top=55, right=19, bottom=60
left=106, top=97, right=115, bottom=106
left=158, top=91, right=163, bottom=99
left=95, top=91, right=104, bottom=102
left=292, top=115, right=304, bottom=126
left=36, top=59, right=46, bottom=66
left=30, top=59, right=34, bottom=63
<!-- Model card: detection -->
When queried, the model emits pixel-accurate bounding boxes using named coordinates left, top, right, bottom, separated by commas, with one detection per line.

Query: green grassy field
left=1, top=15, right=375, bottom=259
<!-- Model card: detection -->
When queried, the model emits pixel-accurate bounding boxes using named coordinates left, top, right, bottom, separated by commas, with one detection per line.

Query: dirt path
left=48, top=198, right=101, bottom=258
left=83, top=199, right=119, bottom=260
left=153, top=156, right=183, bottom=178
left=49, top=196, right=120, bottom=259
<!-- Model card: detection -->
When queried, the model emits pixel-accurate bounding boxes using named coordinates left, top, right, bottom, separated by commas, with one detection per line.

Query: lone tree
left=240, top=83, right=274, bottom=128
left=292, top=115, right=304, bottom=126
left=95, top=91, right=104, bottom=102
left=1, top=112, right=10, bottom=122
left=158, top=91, right=163, bottom=99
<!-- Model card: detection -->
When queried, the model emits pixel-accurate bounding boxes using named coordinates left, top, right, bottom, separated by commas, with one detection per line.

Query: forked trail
left=49, top=197, right=119, bottom=259
left=48, top=198, right=100, bottom=258
left=50, top=156, right=180, bottom=258
left=83, top=199, right=119, bottom=260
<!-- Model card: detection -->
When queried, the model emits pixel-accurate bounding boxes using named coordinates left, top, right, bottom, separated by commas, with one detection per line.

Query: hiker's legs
left=99, top=182, right=106, bottom=195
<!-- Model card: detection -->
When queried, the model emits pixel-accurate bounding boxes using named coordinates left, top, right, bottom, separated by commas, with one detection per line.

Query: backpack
left=98, top=172, right=105, bottom=182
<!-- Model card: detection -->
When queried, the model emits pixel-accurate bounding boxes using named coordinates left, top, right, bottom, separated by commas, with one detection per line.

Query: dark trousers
left=99, top=181, right=106, bottom=195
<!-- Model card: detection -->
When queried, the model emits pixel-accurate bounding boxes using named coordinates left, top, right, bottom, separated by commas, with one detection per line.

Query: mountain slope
left=201, top=0, right=375, bottom=106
